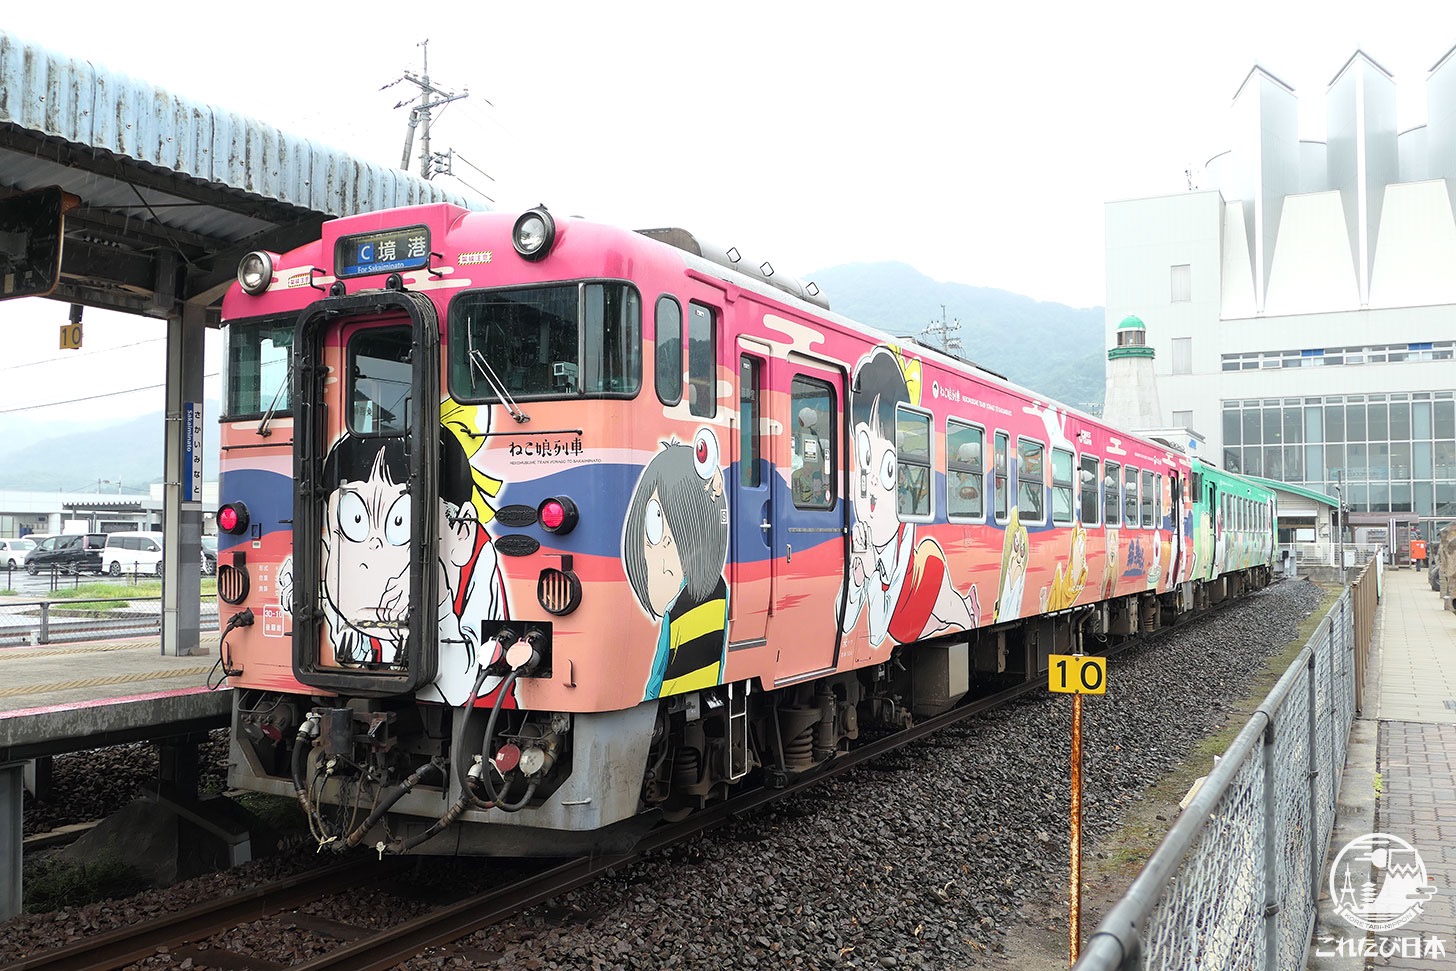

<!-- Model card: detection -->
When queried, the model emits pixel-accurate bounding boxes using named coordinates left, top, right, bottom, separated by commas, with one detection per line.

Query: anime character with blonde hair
left=1043, top=520, right=1089, bottom=611
left=994, top=507, right=1029, bottom=622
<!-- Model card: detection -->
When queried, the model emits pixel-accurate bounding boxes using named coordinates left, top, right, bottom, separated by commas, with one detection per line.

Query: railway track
left=11, top=588, right=1257, bottom=970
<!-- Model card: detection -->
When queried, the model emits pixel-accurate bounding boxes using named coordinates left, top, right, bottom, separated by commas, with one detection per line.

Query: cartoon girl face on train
left=622, top=429, right=729, bottom=701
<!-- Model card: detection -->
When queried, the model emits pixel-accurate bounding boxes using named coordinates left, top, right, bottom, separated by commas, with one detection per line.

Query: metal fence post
left=38, top=601, right=49, bottom=645
left=1307, top=644, right=1322, bottom=914
left=1263, top=711, right=1281, bottom=971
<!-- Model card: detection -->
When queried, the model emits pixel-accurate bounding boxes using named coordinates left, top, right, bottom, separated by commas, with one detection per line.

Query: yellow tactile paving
left=0, top=666, right=215, bottom=699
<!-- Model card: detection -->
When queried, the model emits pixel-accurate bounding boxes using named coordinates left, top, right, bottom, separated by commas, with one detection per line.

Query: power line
left=0, top=338, right=166, bottom=373
left=0, top=372, right=220, bottom=415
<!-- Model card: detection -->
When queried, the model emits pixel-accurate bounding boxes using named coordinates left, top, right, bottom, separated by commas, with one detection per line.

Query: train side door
left=1169, top=470, right=1184, bottom=584
left=768, top=355, right=847, bottom=681
left=729, top=348, right=771, bottom=646
left=292, top=294, right=442, bottom=696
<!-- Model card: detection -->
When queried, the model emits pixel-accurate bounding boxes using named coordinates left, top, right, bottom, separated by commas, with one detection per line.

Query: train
left=215, top=203, right=1277, bottom=856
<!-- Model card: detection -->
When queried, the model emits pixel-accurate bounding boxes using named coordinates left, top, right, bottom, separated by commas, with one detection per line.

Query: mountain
left=0, top=401, right=221, bottom=493
left=810, top=262, right=1106, bottom=414
left=0, top=266, right=1106, bottom=485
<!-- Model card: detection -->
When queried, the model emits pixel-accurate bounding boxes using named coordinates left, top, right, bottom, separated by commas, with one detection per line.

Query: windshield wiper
left=466, top=325, right=529, bottom=424
left=257, top=358, right=295, bottom=438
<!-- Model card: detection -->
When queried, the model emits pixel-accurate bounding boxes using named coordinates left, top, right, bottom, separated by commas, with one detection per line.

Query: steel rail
left=13, top=576, right=1269, bottom=970
left=9, top=858, right=396, bottom=971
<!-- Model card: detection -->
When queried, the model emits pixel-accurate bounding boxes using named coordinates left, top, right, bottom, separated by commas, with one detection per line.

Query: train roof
left=640, top=223, right=1168, bottom=454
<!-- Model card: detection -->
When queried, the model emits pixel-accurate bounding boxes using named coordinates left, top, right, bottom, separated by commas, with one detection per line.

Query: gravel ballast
left=2, top=579, right=1332, bottom=968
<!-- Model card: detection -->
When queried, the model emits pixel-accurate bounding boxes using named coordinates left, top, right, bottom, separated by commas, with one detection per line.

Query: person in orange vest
left=1410, top=537, right=1428, bottom=570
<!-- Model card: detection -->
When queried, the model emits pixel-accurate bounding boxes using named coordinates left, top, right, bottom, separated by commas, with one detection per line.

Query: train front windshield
left=448, top=283, right=641, bottom=400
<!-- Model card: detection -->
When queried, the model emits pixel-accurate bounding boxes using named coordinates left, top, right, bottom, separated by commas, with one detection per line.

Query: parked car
left=26, top=533, right=106, bottom=575
left=201, top=535, right=217, bottom=576
left=0, top=537, right=36, bottom=569
left=100, top=531, right=165, bottom=577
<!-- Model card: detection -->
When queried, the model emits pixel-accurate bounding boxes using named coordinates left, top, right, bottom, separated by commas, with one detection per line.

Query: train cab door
left=291, top=292, right=442, bottom=697
left=768, top=354, right=847, bottom=682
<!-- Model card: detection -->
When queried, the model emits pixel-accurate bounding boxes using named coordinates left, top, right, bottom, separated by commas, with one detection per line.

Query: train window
left=348, top=326, right=413, bottom=435
left=740, top=357, right=762, bottom=488
left=1017, top=438, right=1045, bottom=523
left=1123, top=465, right=1139, bottom=527
left=1051, top=448, right=1074, bottom=524
left=582, top=284, right=641, bottom=395
left=792, top=376, right=836, bottom=509
left=896, top=407, right=932, bottom=518
left=1154, top=473, right=1164, bottom=527
left=1140, top=470, right=1155, bottom=527
left=654, top=296, right=682, bottom=406
left=448, top=282, right=640, bottom=402
left=947, top=420, right=985, bottom=522
left=993, top=431, right=1010, bottom=523
left=225, top=315, right=293, bottom=418
left=687, top=302, right=717, bottom=417
left=1103, top=460, right=1120, bottom=526
left=1079, top=454, right=1100, bottom=525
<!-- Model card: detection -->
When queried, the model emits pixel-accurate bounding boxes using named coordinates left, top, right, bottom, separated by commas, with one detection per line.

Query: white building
left=1105, top=48, right=1456, bottom=551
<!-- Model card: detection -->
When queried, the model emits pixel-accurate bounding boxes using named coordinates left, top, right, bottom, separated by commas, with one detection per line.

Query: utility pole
left=922, top=304, right=963, bottom=356
left=390, top=40, right=468, bottom=179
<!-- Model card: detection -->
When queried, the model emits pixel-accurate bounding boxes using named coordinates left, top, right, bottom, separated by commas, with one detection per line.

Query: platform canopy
left=0, top=28, right=488, bottom=321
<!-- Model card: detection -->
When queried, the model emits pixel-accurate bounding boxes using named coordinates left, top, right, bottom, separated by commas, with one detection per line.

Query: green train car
left=1189, top=457, right=1278, bottom=594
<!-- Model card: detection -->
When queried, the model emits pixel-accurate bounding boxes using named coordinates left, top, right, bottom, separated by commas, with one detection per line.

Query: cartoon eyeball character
left=694, top=428, right=725, bottom=501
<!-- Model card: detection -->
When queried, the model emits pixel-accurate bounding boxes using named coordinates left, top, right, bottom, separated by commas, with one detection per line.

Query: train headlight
left=537, top=496, right=578, bottom=535
left=218, top=502, right=250, bottom=535
left=512, top=207, right=556, bottom=261
left=237, top=251, right=276, bottom=295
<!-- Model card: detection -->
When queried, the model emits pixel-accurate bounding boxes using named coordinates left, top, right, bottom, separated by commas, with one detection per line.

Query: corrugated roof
left=1246, top=475, right=1339, bottom=508
left=0, top=28, right=489, bottom=316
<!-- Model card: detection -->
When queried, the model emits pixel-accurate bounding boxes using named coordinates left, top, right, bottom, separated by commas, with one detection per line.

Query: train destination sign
left=1048, top=654, right=1107, bottom=695
left=335, top=225, right=431, bottom=278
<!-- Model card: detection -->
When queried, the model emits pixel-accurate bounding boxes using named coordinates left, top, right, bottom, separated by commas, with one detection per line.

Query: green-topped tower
left=1102, top=315, right=1164, bottom=431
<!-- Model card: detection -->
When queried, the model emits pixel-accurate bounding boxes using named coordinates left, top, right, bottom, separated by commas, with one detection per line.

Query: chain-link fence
left=0, top=596, right=219, bottom=647
left=1075, top=560, right=1379, bottom=970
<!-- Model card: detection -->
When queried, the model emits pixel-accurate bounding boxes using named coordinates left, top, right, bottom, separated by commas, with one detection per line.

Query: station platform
left=0, top=634, right=230, bottom=762
left=1315, top=567, right=1456, bottom=967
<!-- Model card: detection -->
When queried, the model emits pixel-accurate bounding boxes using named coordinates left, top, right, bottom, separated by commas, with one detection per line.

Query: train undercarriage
left=229, top=567, right=1271, bottom=857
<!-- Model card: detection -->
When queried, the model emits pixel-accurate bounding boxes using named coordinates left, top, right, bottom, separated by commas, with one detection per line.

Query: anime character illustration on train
left=993, top=506, right=1029, bottom=622
left=623, top=429, right=730, bottom=701
left=318, top=422, right=511, bottom=707
left=841, top=346, right=980, bottom=649
left=1043, top=520, right=1089, bottom=612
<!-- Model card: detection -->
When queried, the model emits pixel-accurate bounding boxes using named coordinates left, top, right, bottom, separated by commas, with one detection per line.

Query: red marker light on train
left=536, top=496, right=578, bottom=535
left=218, top=502, right=250, bottom=535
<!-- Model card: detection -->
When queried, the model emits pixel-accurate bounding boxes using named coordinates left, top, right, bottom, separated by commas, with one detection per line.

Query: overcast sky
left=4, top=1, right=1456, bottom=423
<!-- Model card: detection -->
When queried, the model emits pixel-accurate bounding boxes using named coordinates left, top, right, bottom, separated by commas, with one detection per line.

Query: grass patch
left=1088, top=581, right=1343, bottom=887
left=39, top=579, right=218, bottom=602
left=232, top=791, right=309, bottom=835
left=24, top=853, right=150, bottom=913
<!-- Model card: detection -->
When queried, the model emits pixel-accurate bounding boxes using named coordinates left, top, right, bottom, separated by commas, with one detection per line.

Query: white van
left=100, top=531, right=165, bottom=577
